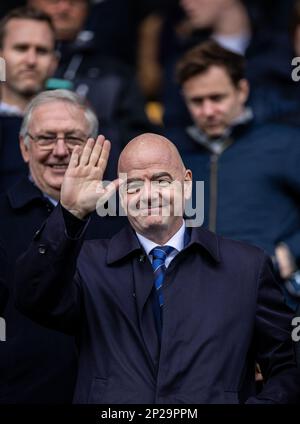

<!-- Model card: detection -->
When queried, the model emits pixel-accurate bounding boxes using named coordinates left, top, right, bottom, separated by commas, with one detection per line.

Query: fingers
left=96, top=139, right=111, bottom=172
left=79, top=137, right=96, bottom=166
left=68, top=146, right=81, bottom=168
left=96, top=178, right=123, bottom=207
left=89, top=135, right=106, bottom=166
left=78, top=135, right=110, bottom=173
left=94, top=180, right=116, bottom=211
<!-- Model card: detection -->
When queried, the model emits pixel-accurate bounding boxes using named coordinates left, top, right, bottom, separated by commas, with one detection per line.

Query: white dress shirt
left=136, top=221, right=186, bottom=268
left=0, top=102, right=23, bottom=116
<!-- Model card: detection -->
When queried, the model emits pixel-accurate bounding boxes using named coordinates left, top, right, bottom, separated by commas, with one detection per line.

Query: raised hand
left=60, top=135, right=119, bottom=219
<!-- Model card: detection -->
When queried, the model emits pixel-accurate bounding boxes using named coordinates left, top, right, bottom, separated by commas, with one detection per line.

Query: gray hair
left=20, top=89, right=99, bottom=145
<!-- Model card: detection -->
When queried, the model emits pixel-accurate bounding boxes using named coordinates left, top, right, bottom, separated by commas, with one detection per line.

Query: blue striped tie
left=151, top=246, right=174, bottom=308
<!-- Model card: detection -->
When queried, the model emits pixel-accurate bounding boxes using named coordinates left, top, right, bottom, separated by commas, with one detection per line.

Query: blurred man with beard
left=0, top=7, right=58, bottom=190
left=0, top=7, right=57, bottom=116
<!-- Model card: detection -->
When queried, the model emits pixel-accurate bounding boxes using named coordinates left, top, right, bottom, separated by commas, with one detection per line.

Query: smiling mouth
left=20, top=70, right=37, bottom=76
left=140, top=205, right=164, bottom=210
left=48, top=164, right=68, bottom=169
left=140, top=205, right=169, bottom=214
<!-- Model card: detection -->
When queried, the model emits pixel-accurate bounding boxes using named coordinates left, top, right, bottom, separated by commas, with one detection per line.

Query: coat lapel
left=106, top=226, right=160, bottom=368
left=132, top=257, right=160, bottom=368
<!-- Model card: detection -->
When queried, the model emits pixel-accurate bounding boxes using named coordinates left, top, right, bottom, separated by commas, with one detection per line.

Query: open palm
left=61, top=135, right=119, bottom=219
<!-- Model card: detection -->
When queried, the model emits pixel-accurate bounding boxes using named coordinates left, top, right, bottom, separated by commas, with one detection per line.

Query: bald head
left=118, top=133, right=192, bottom=244
left=118, top=133, right=185, bottom=176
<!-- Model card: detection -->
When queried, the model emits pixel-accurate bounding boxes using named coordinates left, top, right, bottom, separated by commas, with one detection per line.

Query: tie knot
left=151, top=245, right=174, bottom=262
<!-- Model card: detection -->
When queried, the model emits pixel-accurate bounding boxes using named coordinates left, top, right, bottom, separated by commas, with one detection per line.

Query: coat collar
left=107, top=224, right=220, bottom=265
left=186, top=107, right=254, bottom=154
left=106, top=225, right=143, bottom=265
left=7, top=177, right=45, bottom=209
left=187, top=226, right=220, bottom=263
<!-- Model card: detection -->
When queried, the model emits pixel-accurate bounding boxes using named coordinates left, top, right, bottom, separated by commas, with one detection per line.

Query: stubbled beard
left=21, top=85, right=41, bottom=98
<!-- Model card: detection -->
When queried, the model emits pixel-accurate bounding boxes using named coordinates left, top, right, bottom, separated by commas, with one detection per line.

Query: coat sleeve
left=280, top=135, right=300, bottom=264
left=246, top=254, right=300, bottom=404
left=14, top=204, right=88, bottom=335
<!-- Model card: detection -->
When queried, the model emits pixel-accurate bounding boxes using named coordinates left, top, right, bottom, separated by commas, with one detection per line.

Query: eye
left=37, top=135, right=56, bottom=145
left=157, top=179, right=172, bottom=187
left=14, top=45, right=28, bottom=52
left=126, top=181, right=144, bottom=194
left=65, top=137, right=85, bottom=146
left=210, top=94, right=225, bottom=102
left=36, top=47, right=51, bottom=55
left=188, top=97, right=203, bottom=106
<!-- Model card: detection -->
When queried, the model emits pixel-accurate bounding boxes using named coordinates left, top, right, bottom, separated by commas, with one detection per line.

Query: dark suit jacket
left=15, top=205, right=300, bottom=404
left=0, top=177, right=125, bottom=403
left=0, top=116, right=26, bottom=193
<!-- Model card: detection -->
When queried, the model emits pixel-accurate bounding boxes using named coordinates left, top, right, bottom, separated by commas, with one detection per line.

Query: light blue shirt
left=28, top=175, right=58, bottom=206
left=0, top=101, right=23, bottom=116
left=136, top=221, right=185, bottom=268
left=43, top=193, right=58, bottom=207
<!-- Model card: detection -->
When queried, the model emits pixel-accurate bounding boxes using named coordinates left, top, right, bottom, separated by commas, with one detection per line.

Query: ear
left=183, top=169, right=193, bottom=201
left=19, top=135, right=30, bottom=163
left=237, top=78, right=249, bottom=105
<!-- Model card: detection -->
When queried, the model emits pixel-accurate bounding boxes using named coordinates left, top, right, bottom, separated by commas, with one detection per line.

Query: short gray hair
left=20, top=89, right=99, bottom=144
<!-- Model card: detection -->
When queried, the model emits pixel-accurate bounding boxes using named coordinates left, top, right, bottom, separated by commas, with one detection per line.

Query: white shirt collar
left=136, top=220, right=186, bottom=256
left=0, top=101, right=23, bottom=116
left=212, top=33, right=251, bottom=55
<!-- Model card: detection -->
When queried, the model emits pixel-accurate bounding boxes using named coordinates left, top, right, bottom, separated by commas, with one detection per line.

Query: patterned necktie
left=151, top=245, right=174, bottom=308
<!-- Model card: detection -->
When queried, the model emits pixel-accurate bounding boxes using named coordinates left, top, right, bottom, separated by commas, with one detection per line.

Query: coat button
left=38, top=245, right=47, bottom=254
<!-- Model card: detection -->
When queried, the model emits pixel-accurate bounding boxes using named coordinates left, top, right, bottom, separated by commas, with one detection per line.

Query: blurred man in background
left=165, top=40, right=300, bottom=312
left=0, top=7, right=57, bottom=115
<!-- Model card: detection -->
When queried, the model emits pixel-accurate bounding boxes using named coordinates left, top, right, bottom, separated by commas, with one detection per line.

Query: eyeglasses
left=26, top=132, right=87, bottom=150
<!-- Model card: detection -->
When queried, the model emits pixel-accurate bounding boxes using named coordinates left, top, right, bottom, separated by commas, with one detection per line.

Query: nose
left=25, top=48, right=38, bottom=66
left=56, top=0, right=73, bottom=13
left=201, top=99, right=216, bottom=117
left=140, top=180, right=160, bottom=208
left=52, top=138, right=70, bottom=158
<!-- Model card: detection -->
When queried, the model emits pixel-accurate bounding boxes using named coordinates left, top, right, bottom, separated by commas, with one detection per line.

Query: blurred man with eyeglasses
left=19, top=90, right=96, bottom=201
left=0, top=89, right=125, bottom=403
